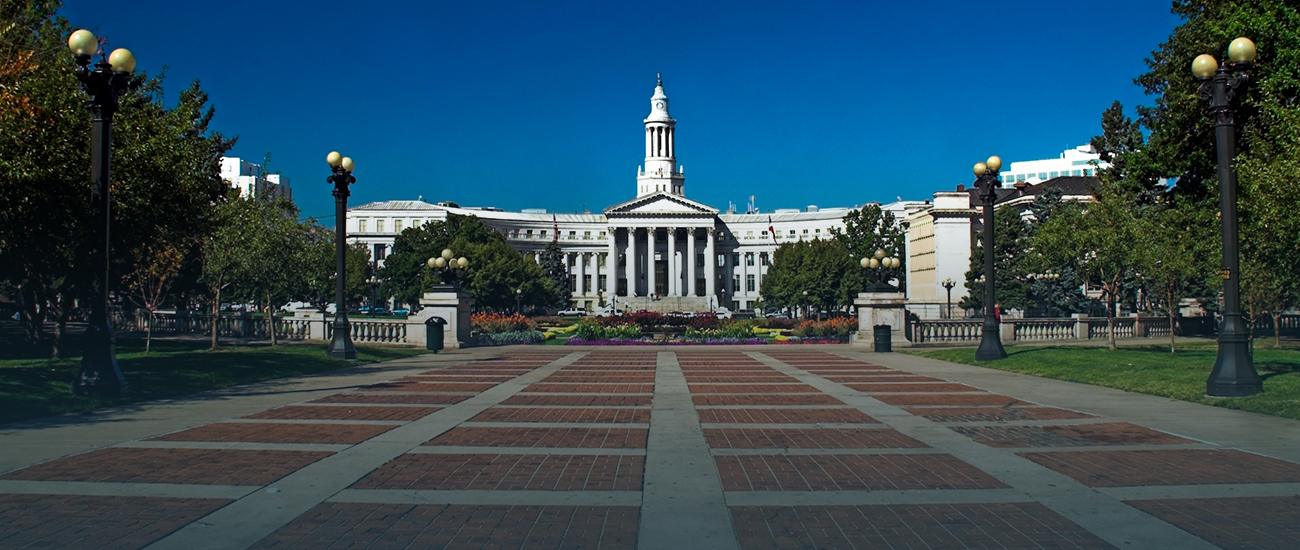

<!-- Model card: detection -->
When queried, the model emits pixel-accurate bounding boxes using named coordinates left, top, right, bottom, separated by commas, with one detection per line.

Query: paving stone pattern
left=4, top=347, right=1300, bottom=549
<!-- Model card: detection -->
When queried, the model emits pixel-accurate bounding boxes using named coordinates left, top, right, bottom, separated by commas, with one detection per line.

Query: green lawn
left=0, top=331, right=428, bottom=425
left=907, top=342, right=1300, bottom=420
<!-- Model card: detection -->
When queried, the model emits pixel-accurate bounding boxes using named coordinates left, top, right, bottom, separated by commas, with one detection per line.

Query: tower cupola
left=637, top=74, right=685, bottom=197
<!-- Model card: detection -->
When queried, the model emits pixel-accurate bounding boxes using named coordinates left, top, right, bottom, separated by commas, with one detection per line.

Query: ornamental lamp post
left=367, top=277, right=380, bottom=317
left=427, top=249, right=470, bottom=287
left=68, top=29, right=135, bottom=397
left=860, top=249, right=900, bottom=293
left=941, top=278, right=957, bottom=320
left=516, top=288, right=522, bottom=314
left=1194, top=37, right=1263, bottom=397
left=326, top=151, right=358, bottom=360
left=973, top=156, right=1007, bottom=361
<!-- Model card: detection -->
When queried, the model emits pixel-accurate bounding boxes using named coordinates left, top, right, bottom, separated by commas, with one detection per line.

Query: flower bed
left=565, top=337, right=767, bottom=346
left=478, top=330, right=547, bottom=346
left=472, top=313, right=537, bottom=333
left=773, top=335, right=849, bottom=344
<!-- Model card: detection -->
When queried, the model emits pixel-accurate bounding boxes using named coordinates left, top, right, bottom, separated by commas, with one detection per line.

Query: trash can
left=425, top=316, right=447, bottom=352
left=873, top=324, right=892, bottom=353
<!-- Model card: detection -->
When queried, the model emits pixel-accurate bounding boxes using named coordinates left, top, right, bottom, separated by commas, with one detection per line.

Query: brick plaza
left=2, top=347, right=1299, bottom=549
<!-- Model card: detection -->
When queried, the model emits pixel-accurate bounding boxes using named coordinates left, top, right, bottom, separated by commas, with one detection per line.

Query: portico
left=604, top=193, right=719, bottom=310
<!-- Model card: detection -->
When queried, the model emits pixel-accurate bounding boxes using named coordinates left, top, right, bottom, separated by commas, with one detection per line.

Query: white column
left=645, top=129, right=651, bottom=158
left=647, top=227, right=657, bottom=297
left=723, top=248, right=733, bottom=302
left=577, top=252, right=586, bottom=297
left=607, top=228, right=617, bottom=298
left=705, top=228, right=715, bottom=298
left=740, top=250, right=748, bottom=301
left=668, top=128, right=674, bottom=158
left=687, top=228, right=697, bottom=297
left=626, top=228, right=637, bottom=296
left=667, top=227, right=677, bottom=296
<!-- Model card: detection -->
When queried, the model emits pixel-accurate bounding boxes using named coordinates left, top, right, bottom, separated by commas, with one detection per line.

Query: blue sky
left=60, top=0, right=1183, bottom=220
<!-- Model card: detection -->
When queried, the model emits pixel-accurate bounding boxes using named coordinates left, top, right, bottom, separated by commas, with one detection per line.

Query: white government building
left=345, top=77, right=1099, bottom=317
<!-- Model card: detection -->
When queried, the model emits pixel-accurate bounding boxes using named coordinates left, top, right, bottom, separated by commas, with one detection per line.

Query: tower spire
left=637, top=75, right=684, bottom=197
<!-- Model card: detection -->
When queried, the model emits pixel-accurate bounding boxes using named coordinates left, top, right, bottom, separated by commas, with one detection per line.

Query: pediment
left=605, top=193, right=718, bottom=216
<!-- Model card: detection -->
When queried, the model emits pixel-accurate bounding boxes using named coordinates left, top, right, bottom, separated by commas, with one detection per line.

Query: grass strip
left=906, top=342, right=1300, bottom=421
left=0, top=338, right=427, bottom=425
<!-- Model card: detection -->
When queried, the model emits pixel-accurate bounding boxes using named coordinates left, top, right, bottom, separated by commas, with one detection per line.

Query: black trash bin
left=425, top=316, right=447, bottom=352
left=873, top=324, right=892, bottom=353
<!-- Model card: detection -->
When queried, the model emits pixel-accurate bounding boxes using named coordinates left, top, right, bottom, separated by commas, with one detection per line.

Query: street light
left=367, top=277, right=380, bottom=317
left=68, top=29, right=135, bottom=397
left=973, top=156, right=1007, bottom=361
left=516, top=288, right=522, bottom=314
left=1194, top=37, right=1262, bottom=397
left=427, top=248, right=470, bottom=287
left=941, top=278, right=957, bottom=320
left=326, top=151, right=357, bottom=360
left=860, top=248, right=900, bottom=292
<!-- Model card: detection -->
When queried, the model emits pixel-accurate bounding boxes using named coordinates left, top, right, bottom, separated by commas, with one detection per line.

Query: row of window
left=563, top=252, right=771, bottom=269
left=999, top=169, right=1095, bottom=184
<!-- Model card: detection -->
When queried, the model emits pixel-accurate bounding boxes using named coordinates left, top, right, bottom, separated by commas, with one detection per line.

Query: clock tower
left=637, top=74, right=685, bottom=197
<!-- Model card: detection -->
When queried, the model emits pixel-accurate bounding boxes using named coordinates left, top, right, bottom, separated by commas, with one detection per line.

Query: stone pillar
left=723, top=247, right=733, bottom=305
left=853, top=291, right=911, bottom=348
left=705, top=228, right=716, bottom=298
left=739, top=250, right=748, bottom=303
left=576, top=252, right=586, bottom=297
left=607, top=227, right=617, bottom=298
left=687, top=228, right=697, bottom=297
left=416, top=286, right=476, bottom=349
left=667, top=227, right=678, bottom=296
left=647, top=226, right=657, bottom=297
left=626, top=227, right=637, bottom=296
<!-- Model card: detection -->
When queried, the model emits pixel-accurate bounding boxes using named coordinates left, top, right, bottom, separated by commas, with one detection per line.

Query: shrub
left=792, top=317, right=856, bottom=338
left=532, top=316, right=573, bottom=327
left=478, top=330, right=546, bottom=345
left=686, top=319, right=756, bottom=340
left=689, top=313, right=720, bottom=330
left=574, top=319, right=643, bottom=340
left=471, top=313, right=537, bottom=334
left=760, top=317, right=798, bottom=330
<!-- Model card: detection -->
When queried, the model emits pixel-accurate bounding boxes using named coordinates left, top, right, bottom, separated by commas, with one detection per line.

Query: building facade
left=220, top=157, right=293, bottom=200
left=348, top=78, right=953, bottom=314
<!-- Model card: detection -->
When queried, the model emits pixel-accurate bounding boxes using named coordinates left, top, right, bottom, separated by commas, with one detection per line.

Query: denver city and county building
left=343, top=78, right=1104, bottom=317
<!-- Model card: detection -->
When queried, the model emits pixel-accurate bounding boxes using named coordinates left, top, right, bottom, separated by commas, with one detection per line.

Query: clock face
left=655, top=101, right=665, bottom=110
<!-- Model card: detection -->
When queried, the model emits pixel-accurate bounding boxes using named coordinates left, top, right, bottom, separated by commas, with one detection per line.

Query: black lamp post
left=367, top=277, right=379, bottom=317
left=427, top=249, right=470, bottom=287
left=1194, top=37, right=1263, bottom=397
left=516, top=288, right=522, bottom=314
left=973, top=156, right=1007, bottom=361
left=68, top=30, right=135, bottom=397
left=941, top=278, right=956, bottom=320
left=326, top=151, right=357, bottom=360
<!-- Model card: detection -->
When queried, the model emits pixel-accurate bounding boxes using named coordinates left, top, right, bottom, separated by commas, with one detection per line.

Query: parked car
left=557, top=308, right=588, bottom=317
left=714, top=308, right=733, bottom=319
left=594, top=308, right=624, bottom=317
left=392, top=308, right=411, bottom=316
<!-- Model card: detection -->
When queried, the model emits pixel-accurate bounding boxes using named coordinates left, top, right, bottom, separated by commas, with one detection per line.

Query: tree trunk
left=268, top=289, right=277, bottom=347
left=145, top=308, right=153, bottom=353
left=52, top=293, right=71, bottom=360
left=1273, top=311, right=1283, bottom=349
left=210, top=287, right=221, bottom=350
left=1107, top=291, right=1117, bottom=351
left=1167, top=286, right=1177, bottom=355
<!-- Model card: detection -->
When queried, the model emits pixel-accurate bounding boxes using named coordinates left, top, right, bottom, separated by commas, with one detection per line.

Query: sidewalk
left=1, top=345, right=1297, bottom=549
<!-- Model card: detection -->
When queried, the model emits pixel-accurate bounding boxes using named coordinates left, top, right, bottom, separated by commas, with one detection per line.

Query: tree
left=125, top=243, right=184, bottom=353
left=961, top=206, right=1033, bottom=314
left=832, top=204, right=907, bottom=290
left=297, top=224, right=371, bottom=314
left=236, top=195, right=306, bottom=346
left=1033, top=188, right=1146, bottom=350
left=1138, top=202, right=1217, bottom=354
left=760, top=239, right=863, bottom=317
left=380, top=214, right=560, bottom=311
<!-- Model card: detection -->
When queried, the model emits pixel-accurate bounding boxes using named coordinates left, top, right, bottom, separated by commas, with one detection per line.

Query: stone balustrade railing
left=909, top=314, right=1297, bottom=345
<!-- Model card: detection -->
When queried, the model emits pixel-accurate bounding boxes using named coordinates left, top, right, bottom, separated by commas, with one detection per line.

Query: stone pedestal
left=413, top=285, right=475, bottom=349
left=853, top=291, right=911, bottom=348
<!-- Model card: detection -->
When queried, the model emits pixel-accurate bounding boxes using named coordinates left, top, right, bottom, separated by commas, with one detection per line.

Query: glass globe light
left=874, top=249, right=886, bottom=259
left=434, top=257, right=447, bottom=268
left=108, top=48, right=135, bottom=73
left=1192, top=54, right=1218, bottom=79
left=68, top=30, right=97, bottom=56
left=860, top=257, right=870, bottom=268
left=457, top=257, right=468, bottom=268
left=340, top=157, right=354, bottom=171
left=973, top=162, right=987, bottom=176
left=985, top=156, right=1002, bottom=172
left=426, top=257, right=436, bottom=268
left=869, top=258, right=880, bottom=269
left=441, top=248, right=454, bottom=260
left=327, top=151, right=342, bottom=167
left=1228, top=37, right=1256, bottom=64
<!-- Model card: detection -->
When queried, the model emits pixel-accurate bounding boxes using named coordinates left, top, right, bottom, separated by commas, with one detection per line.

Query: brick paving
left=716, top=454, right=1008, bottom=491
left=150, top=422, right=397, bottom=445
left=246, top=405, right=442, bottom=422
left=471, top=407, right=650, bottom=423
left=0, top=447, right=332, bottom=485
left=1021, top=449, right=1300, bottom=487
left=7, top=347, right=1300, bottom=550
left=352, top=453, right=644, bottom=491
left=697, top=407, right=877, bottom=424
left=954, top=422, right=1192, bottom=448
left=425, top=427, right=648, bottom=449
left=250, top=503, right=639, bottom=550
left=0, top=494, right=234, bottom=550
left=1126, top=496, right=1300, bottom=550
left=704, top=427, right=927, bottom=449
left=731, top=503, right=1114, bottom=550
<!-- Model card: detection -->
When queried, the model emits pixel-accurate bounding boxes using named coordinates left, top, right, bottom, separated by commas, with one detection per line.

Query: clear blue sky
left=60, top=0, right=1182, bottom=220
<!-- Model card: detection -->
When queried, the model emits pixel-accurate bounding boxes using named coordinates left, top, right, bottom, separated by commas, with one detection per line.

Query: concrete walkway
left=1, top=345, right=1298, bottom=549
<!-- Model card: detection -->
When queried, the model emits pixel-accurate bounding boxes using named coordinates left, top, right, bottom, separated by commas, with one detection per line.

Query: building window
left=732, top=253, right=740, bottom=266
left=598, top=277, right=606, bottom=291
left=717, top=254, right=725, bottom=267
left=568, top=230, right=576, bottom=240
left=376, top=219, right=385, bottom=233
left=1017, top=174, right=1026, bottom=182
left=746, top=274, right=755, bottom=292
left=1072, top=170, right=1082, bottom=176
left=788, top=230, right=796, bottom=238
left=1085, top=169, right=1094, bottom=176
left=540, top=230, right=548, bottom=239
left=761, top=230, right=768, bottom=240
left=597, top=254, right=606, bottom=267
left=395, top=220, right=403, bottom=232
left=584, top=231, right=591, bottom=240
left=746, top=253, right=755, bottom=267
left=733, top=274, right=741, bottom=290
left=599, top=231, right=606, bottom=239
left=697, top=253, right=704, bottom=267
left=731, top=300, right=740, bottom=311
left=745, top=231, right=754, bottom=240
left=358, top=219, right=367, bottom=232
left=373, top=243, right=386, bottom=261
left=569, top=275, right=577, bottom=290
left=526, top=229, right=534, bottom=239
left=761, top=253, right=770, bottom=266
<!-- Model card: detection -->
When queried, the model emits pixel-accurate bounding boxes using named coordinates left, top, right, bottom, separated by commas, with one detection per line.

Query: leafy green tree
left=961, top=206, right=1032, bottom=314
left=125, top=243, right=184, bottom=353
left=832, top=204, right=907, bottom=290
left=234, top=196, right=307, bottom=346
left=761, top=239, right=863, bottom=317
left=1138, top=203, right=1217, bottom=354
left=538, top=240, right=571, bottom=306
left=380, top=214, right=559, bottom=311
left=296, top=224, right=371, bottom=314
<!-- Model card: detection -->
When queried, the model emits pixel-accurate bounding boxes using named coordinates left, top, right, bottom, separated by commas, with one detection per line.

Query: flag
left=768, top=216, right=778, bottom=245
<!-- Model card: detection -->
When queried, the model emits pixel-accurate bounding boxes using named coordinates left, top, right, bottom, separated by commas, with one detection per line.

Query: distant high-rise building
left=997, top=145, right=1109, bottom=188
left=220, top=157, right=292, bottom=200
